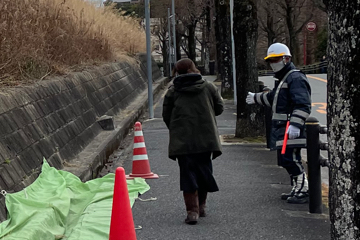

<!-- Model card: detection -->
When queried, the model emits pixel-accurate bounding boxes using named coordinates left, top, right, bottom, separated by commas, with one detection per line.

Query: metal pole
left=230, top=0, right=237, bottom=105
left=171, top=0, right=177, bottom=63
left=305, top=116, right=322, bottom=214
left=168, top=8, right=172, bottom=77
left=145, top=0, right=154, bottom=119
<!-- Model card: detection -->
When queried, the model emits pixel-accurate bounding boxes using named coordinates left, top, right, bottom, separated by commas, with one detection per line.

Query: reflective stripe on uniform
left=255, top=93, right=263, bottom=105
left=272, top=70, right=300, bottom=114
left=255, top=92, right=271, bottom=107
left=272, top=113, right=288, bottom=121
left=276, top=138, right=306, bottom=147
left=292, top=109, right=310, bottom=119
left=262, top=92, right=271, bottom=107
left=290, top=116, right=305, bottom=125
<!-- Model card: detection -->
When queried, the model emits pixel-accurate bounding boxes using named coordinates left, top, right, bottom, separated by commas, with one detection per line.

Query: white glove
left=287, top=125, right=300, bottom=139
left=246, top=92, right=255, bottom=104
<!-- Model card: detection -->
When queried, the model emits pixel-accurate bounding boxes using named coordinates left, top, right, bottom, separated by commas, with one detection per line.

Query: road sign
left=306, top=22, right=317, bottom=32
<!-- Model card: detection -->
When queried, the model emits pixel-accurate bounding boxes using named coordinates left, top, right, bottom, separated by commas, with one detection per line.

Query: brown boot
left=198, top=191, right=207, bottom=217
left=183, top=191, right=199, bottom=225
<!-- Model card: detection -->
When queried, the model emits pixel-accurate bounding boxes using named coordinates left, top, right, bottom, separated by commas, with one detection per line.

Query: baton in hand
left=281, top=121, right=290, bottom=155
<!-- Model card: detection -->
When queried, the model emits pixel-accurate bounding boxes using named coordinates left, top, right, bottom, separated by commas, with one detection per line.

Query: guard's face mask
left=270, top=60, right=285, bottom=72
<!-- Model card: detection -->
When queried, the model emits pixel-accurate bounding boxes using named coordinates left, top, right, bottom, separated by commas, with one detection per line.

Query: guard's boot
left=287, top=172, right=309, bottom=204
left=281, top=176, right=297, bottom=200
left=198, top=190, right=207, bottom=217
left=183, top=191, right=199, bottom=224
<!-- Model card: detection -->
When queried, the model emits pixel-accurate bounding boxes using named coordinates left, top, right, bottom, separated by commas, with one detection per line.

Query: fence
left=305, top=117, right=329, bottom=214
left=259, top=61, right=327, bottom=76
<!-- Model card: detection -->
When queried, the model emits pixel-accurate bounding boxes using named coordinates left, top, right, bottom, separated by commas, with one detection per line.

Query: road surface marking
left=312, top=102, right=327, bottom=114
left=308, top=75, right=327, bottom=83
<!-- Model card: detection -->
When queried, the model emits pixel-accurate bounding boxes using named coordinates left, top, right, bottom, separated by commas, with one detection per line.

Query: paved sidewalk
left=107, top=76, right=330, bottom=240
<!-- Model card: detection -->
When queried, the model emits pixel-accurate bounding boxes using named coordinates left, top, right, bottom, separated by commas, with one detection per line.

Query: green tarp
left=0, top=159, right=150, bottom=240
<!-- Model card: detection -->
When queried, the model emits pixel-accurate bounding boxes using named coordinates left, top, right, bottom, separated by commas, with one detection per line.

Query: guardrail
left=258, top=61, right=327, bottom=76
left=305, top=117, right=329, bottom=214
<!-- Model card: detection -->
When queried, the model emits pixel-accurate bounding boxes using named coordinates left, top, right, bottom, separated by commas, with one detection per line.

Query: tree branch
left=295, top=13, right=314, bottom=34
left=311, top=0, right=327, bottom=12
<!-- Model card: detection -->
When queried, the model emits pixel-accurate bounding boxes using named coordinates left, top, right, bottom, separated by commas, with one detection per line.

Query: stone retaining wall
left=0, top=55, right=164, bottom=221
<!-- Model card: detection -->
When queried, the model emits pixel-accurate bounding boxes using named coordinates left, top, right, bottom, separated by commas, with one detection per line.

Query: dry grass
left=0, top=0, right=146, bottom=86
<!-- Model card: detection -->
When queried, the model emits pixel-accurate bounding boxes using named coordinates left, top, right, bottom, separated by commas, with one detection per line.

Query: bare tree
left=152, top=18, right=172, bottom=76
left=233, top=0, right=264, bottom=137
left=257, top=0, right=285, bottom=47
left=311, top=0, right=326, bottom=12
left=214, top=0, right=234, bottom=97
left=278, top=0, right=314, bottom=64
left=199, top=2, right=212, bottom=72
left=150, top=0, right=172, bottom=76
left=176, top=0, right=208, bottom=62
left=325, top=0, right=360, bottom=239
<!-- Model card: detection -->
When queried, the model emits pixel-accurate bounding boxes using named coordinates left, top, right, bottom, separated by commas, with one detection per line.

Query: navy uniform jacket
left=254, top=63, right=311, bottom=150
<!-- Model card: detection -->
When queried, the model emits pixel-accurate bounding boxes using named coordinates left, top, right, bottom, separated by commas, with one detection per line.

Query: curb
left=63, top=77, right=170, bottom=181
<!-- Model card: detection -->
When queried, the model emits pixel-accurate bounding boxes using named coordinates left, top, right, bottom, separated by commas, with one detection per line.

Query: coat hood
left=173, top=73, right=205, bottom=92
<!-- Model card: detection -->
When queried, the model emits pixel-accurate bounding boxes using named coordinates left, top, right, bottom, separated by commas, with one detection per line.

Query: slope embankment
left=0, top=54, right=167, bottom=221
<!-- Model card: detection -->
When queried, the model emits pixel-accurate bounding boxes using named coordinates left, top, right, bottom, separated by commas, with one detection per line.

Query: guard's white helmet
left=264, top=43, right=291, bottom=60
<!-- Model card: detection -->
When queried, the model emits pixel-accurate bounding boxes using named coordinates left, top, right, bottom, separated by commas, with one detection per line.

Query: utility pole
left=145, top=0, right=154, bottom=119
left=171, top=0, right=177, bottom=63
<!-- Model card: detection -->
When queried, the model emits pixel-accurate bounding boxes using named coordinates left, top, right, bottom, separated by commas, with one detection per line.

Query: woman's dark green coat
left=162, top=73, right=224, bottom=160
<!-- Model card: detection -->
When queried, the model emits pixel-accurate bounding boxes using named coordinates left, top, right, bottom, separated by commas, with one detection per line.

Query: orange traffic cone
left=126, top=122, right=159, bottom=179
left=109, top=167, right=137, bottom=240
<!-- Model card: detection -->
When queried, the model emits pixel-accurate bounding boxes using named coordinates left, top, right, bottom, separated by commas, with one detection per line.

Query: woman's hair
left=172, top=58, right=200, bottom=76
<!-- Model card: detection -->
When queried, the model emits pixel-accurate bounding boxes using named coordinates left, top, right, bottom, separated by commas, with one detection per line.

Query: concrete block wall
left=137, top=53, right=163, bottom=81
left=0, top=57, right=161, bottom=221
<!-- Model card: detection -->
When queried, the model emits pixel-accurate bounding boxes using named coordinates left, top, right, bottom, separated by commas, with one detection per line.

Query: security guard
left=246, top=43, right=311, bottom=204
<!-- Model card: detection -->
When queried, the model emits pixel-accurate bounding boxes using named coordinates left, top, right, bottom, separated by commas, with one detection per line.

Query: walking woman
left=162, top=58, right=224, bottom=225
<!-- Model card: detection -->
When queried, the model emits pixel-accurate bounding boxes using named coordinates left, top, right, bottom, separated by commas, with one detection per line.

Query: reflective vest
left=255, top=68, right=311, bottom=150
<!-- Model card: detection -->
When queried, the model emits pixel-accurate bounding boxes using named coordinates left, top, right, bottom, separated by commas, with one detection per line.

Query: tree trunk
left=204, top=48, right=210, bottom=74
left=285, top=4, right=300, bottom=65
left=214, top=0, right=233, bottom=98
left=188, top=24, right=197, bottom=62
left=162, top=38, right=170, bottom=77
left=176, top=30, right=181, bottom=61
left=201, top=21, right=206, bottom=66
left=266, top=14, right=276, bottom=47
left=209, top=0, right=217, bottom=62
left=289, top=34, right=299, bottom=65
left=326, top=0, right=360, bottom=239
left=204, top=5, right=211, bottom=74
left=233, top=0, right=264, bottom=138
